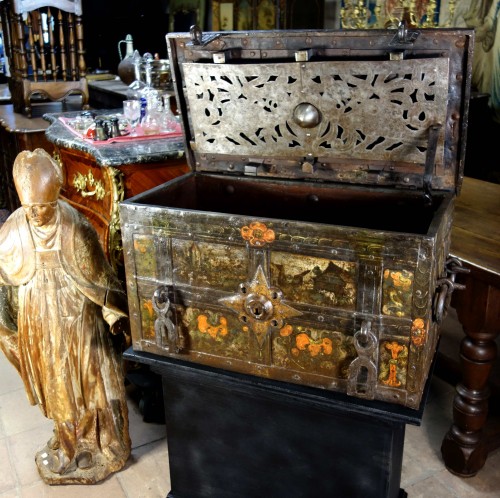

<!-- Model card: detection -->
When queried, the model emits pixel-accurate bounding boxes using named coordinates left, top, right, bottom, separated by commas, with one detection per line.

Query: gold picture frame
left=212, top=0, right=286, bottom=31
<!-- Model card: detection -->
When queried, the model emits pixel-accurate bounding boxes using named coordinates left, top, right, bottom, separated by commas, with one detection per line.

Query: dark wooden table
left=441, top=176, right=500, bottom=476
left=87, top=77, right=128, bottom=110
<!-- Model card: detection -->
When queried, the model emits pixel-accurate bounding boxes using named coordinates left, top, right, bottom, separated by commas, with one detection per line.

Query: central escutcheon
left=219, top=265, right=302, bottom=347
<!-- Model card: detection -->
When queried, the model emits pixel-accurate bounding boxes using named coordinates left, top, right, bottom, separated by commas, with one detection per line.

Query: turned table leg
left=441, top=269, right=500, bottom=476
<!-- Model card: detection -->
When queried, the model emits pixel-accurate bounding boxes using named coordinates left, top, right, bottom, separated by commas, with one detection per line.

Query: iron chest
left=120, top=27, right=473, bottom=409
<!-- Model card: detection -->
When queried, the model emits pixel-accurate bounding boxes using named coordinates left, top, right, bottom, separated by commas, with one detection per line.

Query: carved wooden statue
left=0, top=149, right=131, bottom=484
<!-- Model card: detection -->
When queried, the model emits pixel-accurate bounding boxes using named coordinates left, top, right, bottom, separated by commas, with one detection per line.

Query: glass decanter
left=126, top=50, right=146, bottom=101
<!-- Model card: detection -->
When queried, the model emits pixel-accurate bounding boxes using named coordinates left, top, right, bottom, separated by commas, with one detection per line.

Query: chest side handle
left=347, top=320, right=378, bottom=400
left=153, top=285, right=183, bottom=353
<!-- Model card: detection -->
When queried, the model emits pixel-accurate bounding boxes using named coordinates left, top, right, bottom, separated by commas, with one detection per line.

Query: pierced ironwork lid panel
left=183, top=58, right=449, bottom=165
left=167, top=28, right=474, bottom=192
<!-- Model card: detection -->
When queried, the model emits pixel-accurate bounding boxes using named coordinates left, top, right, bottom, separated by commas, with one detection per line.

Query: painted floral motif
left=182, top=308, right=252, bottom=359
left=382, top=269, right=414, bottom=317
left=380, top=340, right=408, bottom=388
left=293, top=333, right=333, bottom=357
left=140, top=298, right=156, bottom=340
left=410, top=318, right=427, bottom=346
left=279, top=324, right=293, bottom=337
left=133, top=235, right=157, bottom=278
left=143, top=299, right=154, bottom=317
left=197, top=314, right=228, bottom=339
left=241, top=222, right=275, bottom=247
left=281, top=325, right=334, bottom=358
left=133, top=239, right=149, bottom=253
left=274, top=324, right=354, bottom=377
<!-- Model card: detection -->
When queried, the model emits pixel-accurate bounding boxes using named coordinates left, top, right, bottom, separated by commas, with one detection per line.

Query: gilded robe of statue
left=0, top=149, right=131, bottom=484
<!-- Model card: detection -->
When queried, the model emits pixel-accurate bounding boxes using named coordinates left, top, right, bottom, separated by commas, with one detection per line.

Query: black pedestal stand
left=124, top=348, right=430, bottom=498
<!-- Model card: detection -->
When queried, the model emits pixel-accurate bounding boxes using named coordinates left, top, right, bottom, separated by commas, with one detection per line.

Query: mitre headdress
left=13, top=149, right=63, bottom=204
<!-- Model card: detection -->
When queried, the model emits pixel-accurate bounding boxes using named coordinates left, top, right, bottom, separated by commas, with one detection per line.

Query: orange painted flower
left=218, top=317, right=228, bottom=337
left=385, top=341, right=405, bottom=359
left=296, top=333, right=311, bottom=351
left=383, top=363, right=402, bottom=387
left=197, top=314, right=228, bottom=339
left=411, top=318, right=427, bottom=347
left=322, top=338, right=333, bottom=355
left=197, top=315, right=209, bottom=333
left=134, top=239, right=148, bottom=253
left=309, top=343, right=322, bottom=357
left=241, top=221, right=275, bottom=247
left=390, top=271, right=412, bottom=290
left=280, top=324, right=293, bottom=337
left=294, top=333, right=333, bottom=357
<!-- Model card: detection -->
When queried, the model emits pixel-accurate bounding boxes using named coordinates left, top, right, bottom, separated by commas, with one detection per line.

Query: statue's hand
left=110, top=317, right=130, bottom=337
left=0, top=287, right=17, bottom=335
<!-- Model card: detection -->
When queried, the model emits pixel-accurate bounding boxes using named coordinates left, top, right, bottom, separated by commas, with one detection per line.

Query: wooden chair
left=0, top=0, right=88, bottom=117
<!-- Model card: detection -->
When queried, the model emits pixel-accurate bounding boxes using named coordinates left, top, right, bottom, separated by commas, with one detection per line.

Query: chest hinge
left=244, top=161, right=262, bottom=176
left=423, top=123, right=442, bottom=205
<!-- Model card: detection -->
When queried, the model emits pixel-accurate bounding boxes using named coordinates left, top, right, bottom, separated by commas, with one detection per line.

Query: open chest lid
left=166, top=26, right=474, bottom=197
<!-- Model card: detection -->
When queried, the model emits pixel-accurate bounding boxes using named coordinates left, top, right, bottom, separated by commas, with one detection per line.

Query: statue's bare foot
left=44, top=449, right=76, bottom=475
left=47, top=434, right=59, bottom=450
left=35, top=440, right=128, bottom=484
left=76, top=450, right=93, bottom=469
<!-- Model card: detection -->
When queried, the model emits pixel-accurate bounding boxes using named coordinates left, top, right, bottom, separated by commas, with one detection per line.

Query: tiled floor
left=0, top=316, right=499, bottom=497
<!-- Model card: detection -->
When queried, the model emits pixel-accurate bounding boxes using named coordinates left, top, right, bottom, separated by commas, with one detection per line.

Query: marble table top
left=44, top=109, right=186, bottom=167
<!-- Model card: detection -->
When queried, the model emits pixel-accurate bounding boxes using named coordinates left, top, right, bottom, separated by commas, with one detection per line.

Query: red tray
left=59, top=116, right=183, bottom=145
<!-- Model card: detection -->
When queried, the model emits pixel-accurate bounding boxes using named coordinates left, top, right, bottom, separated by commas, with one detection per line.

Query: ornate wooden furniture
left=44, top=111, right=189, bottom=271
left=0, top=0, right=88, bottom=117
left=86, top=77, right=128, bottom=110
left=440, top=177, right=500, bottom=476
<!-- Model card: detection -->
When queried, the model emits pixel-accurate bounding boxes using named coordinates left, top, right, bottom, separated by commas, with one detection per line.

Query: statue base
left=35, top=443, right=126, bottom=485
